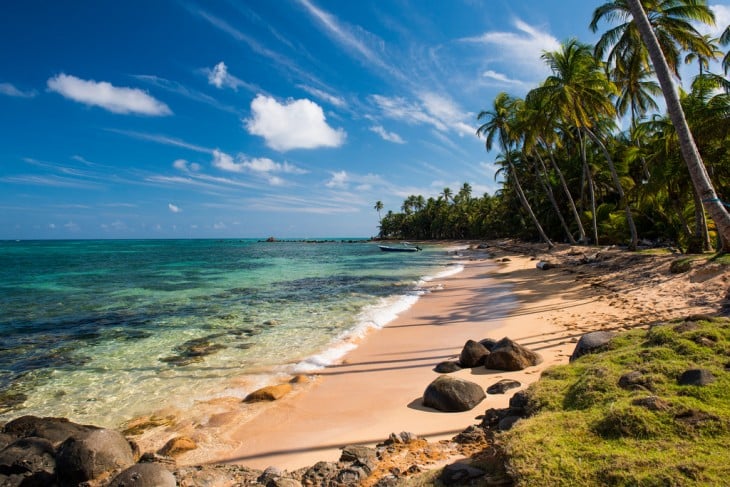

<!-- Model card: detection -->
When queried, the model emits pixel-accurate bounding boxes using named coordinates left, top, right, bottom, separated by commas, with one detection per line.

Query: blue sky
left=2, top=0, right=728, bottom=239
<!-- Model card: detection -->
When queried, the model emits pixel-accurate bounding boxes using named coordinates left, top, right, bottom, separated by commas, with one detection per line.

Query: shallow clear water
left=0, top=239, right=460, bottom=427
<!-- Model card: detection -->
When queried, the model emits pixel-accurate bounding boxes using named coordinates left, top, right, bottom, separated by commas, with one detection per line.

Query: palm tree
left=624, top=0, right=730, bottom=245
left=374, top=200, right=384, bottom=223
left=720, top=24, right=730, bottom=75
left=591, top=0, right=716, bottom=78
left=477, top=92, right=554, bottom=248
left=440, top=187, right=453, bottom=203
left=684, top=34, right=723, bottom=76
left=531, top=39, right=638, bottom=248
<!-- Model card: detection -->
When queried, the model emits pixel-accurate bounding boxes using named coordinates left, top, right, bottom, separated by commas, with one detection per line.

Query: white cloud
left=245, top=94, right=346, bottom=151
left=47, top=74, right=171, bottom=115
left=168, top=203, right=182, bottom=213
left=211, top=149, right=307, bottom=186
left=213, top=222, right=227, bottom=230
left=701, top=4, right=730, bottom=37
left=482, top=70, right=524, bottom=85
left=173, top=159, right=201, bottom=172
left=206, top=61, right=247, bottom=90
left=461, top=19, right=560, bottom=82
left=370, top=93, right=473, bottom=137
left=326, top=170, right=348, bottom=188
left=297, top=84, right=346, bottom=108
left=64, top=221, right=80, bottom=231
left=370, top=125, right=405, bottom=144
left=0, top=82, right=36, bottom=98
left=108, top=129, right=212, bottom=153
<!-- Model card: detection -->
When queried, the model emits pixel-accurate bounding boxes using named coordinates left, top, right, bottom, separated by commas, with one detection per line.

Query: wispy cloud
left=0, top=174, right=101, bottom=189
left=168, top=203, right=182, bottom=213
left=370, top=92, right=473, bottom=136
left=297, top=84, right=346, bottom=108
left=0, top=82, right=37, bottom=98
left=296, top=0, right=406, bottom=83
left=461, top=19, right=560, bottom=82
left=245, top=94, right=346, bottom=151
left=108, top=129, right=213, bottom=154
left=370, top=125, right=405, bottom=144
left=47, top=74, right=172, bottom=115
left=133, top=74, right=241, bottom=114
left=482, top=70, right=525, bottom=86
left=210, top=149, right=307, bottom=186
left=206, top=61, right=251, bottom=91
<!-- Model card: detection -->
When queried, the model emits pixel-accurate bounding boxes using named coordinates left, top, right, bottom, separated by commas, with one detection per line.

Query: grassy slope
left=502, top=316, right=730, bottom=486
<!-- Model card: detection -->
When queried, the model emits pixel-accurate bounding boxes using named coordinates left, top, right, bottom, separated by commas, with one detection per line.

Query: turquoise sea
left=0, top=239, right=463, bottom=427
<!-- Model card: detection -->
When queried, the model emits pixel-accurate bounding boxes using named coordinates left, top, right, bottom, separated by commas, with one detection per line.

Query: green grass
left=501, top=316, right=730, bottom=486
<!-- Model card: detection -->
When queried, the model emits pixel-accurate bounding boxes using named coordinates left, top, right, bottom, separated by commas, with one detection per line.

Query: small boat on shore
left=378, top=243, right=422, bottom=252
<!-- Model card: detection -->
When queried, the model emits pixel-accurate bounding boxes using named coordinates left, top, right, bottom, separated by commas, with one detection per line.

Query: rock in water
left=459, top=340, right=490, bottom=368
left=570, top=331, right=617, bottom=362
left=108, top=463, right=176, bottom=487
left=56, top=428, right=135, bottom=485
left=243, top=383, right=293, bottom=403
left=157, top=436, right=197, bottom=457
left=483, top=338, right=542, bottom=371
left=423, top=376, right=486, bottom=412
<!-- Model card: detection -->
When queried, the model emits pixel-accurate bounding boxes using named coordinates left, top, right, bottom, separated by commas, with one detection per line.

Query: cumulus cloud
left=370, top=125, right=405, bottom=144
left=168, top=203, right=182, bottom=213
left=0, top=82, right=36, bottom=98
left=325, top=170, right=348, bottom=188
left=245, top=94, right=346, bottom=151
left=700, top=4, right=730, bottom=37
left=206, top=61, right=247, bottom=90
left=47, top=74, right=171, bottom=115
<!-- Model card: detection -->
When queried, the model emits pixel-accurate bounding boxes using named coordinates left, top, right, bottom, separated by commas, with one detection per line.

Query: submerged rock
left=423, top=376, right=486, bottom=412
left=243, top=383, right=293, bottom=403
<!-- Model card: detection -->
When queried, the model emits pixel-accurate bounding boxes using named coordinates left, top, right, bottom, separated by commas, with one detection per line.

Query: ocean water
left=0, top=239, right=463, bottom=427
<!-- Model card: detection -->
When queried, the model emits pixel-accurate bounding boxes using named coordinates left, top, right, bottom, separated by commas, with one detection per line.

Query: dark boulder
left=340, top=445, right=377, bottom=471
left=301, top=461, right=340, bottom=487
left=440, top=463, right=485, bottom=484
left=423, top=376, right=486, bottom=412
left=434, top=361, right=461, bottom=373
left=108, top=462, right=176, bottom=487
left=678, top=369, right=715, bottom=386
left=459, top=340, right=490, bottom=368
left=2, top=416, right=97, bottom=446
left=478, top=338, right=498, bottom=351
left=483, top=338, right=542, bottom=371
left=569, top=331, right=617, bottom=362
left=618, top=371, right=654, bottom=392
left=0, top=437, right=55, bottom=476
left=486, top=379, right=521, bottom=395
left=56, top=428, right=135, bottom=485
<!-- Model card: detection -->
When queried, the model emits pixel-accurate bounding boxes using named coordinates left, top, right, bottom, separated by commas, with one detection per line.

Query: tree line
left=376, top=0, right=730, bottom=253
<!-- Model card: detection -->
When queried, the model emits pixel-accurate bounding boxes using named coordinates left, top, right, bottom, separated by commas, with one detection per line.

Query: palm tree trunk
left=584, top=127, right=639, bottom=250
left=540, top=137, right=587, bottom=243
left=509, top=160, right=554, bottom=248
left=533, top=149, right=577, bottom=244
left=627, top=0, right=730, bottom=246
left=579, top=131, right=599, bottom=245
left=691, top=186, right=713, bottom=252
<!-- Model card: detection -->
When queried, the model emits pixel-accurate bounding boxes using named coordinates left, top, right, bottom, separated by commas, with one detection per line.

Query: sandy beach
left=138, top=242, right=728, bottom=476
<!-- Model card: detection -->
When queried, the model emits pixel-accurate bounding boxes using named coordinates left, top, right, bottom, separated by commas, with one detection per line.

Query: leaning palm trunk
left=627, top=0, right=730, bottom=246
left=507, top=157, right=554, bottom=248
left=540, top=137, right=588, bottom=243
left=691, top=186, right=713, bottom=252
left=579, top=131, right=599, bottom=244
left=533, top=149, right=577, bottom=244
left=584, top=127, right=639, bottom=250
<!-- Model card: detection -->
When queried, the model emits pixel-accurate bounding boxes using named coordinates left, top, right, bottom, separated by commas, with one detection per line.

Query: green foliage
left=502, top=317, right=730, bottom=485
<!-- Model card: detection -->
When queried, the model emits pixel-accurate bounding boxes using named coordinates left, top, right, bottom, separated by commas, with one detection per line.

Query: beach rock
left=108, top=462, right=176, bottom=487
left=453, top=425, right=488, bottom=445
left=569, top=331, right=617, bottom=362
left=486, top=379, right=521, bottom=394
left=459, top=340, right=490, bottom=368
left=290, top=374, right=310, bottom=384
left=268, top=477, right=303, bottom=487
left=340, top=445, right=377, bottom=470
left=536, top=260, right=556, bottom=270
left=479, top=338, right=498, bottom=351
left=497, top=415, right=522, bottom=431
left=258, top=466, right=283, bottom=484
left=483, top=338, right=542, bottom=371
left=2, top=415, right=97, bottom=446
left=618, top=371, right=653, bottom=391
left=678, top=369, right=715, bottom=386
left=434, top=361, right=462, bottom=373
left=158, top=436, right=196, bottom=457
left=0, top=437, right=55, bottom=476
left=56, top=428, right=135, bottom=485
left=0, top=433, right=13, bottom=451
left=440, top=463, right=485, bottom=484
left=422, top=376, right=486, bottom=412
left=301, top=461, right=340, bottom=486
left=243, top=383, right=293, bottom=403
